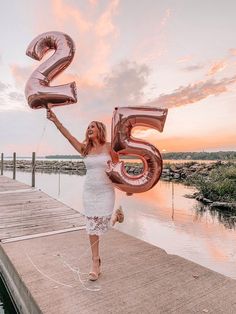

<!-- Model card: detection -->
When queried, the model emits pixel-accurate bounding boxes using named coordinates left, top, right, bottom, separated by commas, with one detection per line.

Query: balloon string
left=20, top=115, right=101, bottom=291
left=31, top=115, right=62, bottom=198
left=35, top=118, right=48, bottom=156
left=58, top=161, right=62, bottom=197
left=56, top=243, right=101, bottom=292
left=21, top=201, right=101, bottom=292
left=171, top=181, right=175, bottom=220
left=32, top=118, right=48, bottom=173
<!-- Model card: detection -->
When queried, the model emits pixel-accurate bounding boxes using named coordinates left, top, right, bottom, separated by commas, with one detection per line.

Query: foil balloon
left=106, top=106, right=168, bottom=193
left=25, top=31, right=77, bottom=109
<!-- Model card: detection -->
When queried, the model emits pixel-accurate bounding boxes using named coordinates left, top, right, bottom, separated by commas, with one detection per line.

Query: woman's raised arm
left=47, top=108, right=84, bottom=154
left=107, top=142, right=119, bottom=163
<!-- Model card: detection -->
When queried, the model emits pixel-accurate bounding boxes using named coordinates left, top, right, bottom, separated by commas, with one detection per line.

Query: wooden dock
left=0, top=175, right=236, bottom=314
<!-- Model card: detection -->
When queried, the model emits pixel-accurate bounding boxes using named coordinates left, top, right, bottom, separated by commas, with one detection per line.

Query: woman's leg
left=89, top=234, right=100, bottom=278
left=89, top=234, right=99, bottom=259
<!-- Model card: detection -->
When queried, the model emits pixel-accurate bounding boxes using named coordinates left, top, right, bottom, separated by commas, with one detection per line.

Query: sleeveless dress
left=83, top=152, right=115, bottom=235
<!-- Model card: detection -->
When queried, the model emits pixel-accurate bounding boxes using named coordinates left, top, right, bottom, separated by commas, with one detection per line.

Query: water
left=3, top=169, right=236, bottom=280
left=0, top=277, right=17, bottom=314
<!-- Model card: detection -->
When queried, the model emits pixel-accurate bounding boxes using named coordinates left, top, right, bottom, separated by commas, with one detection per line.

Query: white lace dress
left=83, top=152, right=115, bottom=235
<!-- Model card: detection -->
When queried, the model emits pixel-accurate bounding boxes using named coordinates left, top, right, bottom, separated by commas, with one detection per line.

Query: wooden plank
left=0, top=176, right=85, bottom=241
left=1, top=226, right=86, bottom=243
left=1, top=176, right=236, bottom=313
left=0, top=176, right=30, bottom=192
left=1, top=229, right=236, bottom=314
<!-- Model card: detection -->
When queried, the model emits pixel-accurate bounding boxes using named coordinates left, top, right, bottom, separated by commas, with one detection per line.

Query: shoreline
left=1, top=158, right=234, bottom=175
left=2, top=159, right=236, bottom=210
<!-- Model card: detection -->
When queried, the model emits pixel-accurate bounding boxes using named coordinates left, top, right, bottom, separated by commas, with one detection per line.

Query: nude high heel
left=112, top=206, right=124, bottom=226
left=89, top=257, right=101, bottom=281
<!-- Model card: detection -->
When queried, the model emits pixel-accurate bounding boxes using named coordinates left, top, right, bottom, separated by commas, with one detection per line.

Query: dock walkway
left=0, top=175, right=236, bottom=314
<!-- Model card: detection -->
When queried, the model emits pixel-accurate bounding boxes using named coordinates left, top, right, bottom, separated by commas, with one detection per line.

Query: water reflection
left=194, top=204, right=236, bottom=230
left=3, top=170, right=236, bottom=280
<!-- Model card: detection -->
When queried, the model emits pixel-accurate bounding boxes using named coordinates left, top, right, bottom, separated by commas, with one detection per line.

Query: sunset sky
left=0, top=0, right=236, bottom=156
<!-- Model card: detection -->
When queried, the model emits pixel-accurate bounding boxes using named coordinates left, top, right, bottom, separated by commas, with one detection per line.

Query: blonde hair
left=82, top=121, right=107, bottom=156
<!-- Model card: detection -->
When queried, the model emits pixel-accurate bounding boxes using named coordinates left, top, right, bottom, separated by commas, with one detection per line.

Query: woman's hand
left=46, top=108, right=58, bottom=123
left=46, top=108, right=84, bottom=154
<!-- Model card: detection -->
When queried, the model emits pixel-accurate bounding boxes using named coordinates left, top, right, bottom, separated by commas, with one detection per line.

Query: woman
left=47, top=109, right=124, bottom=281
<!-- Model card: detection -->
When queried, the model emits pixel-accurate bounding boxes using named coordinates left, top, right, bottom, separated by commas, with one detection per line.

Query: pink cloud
left=145, top=75, right=236, bottom=109
left=182, top=63, right=205, bottom=72
left=229, top=48, right=236, bottom=56
left=18, top=0, right=120, bottom=88
left=52, top=0, right=92, bottom=32
left=11, top=64, right=32, bottom=87
left=176, top=55, right=193, bottom=64
left=104, top=60, right=150, bottom=105
left=10, top=0, right=121, bottom=116
left=207, top=60, right=227, bottom=76
left=95, top=0, right=119, bottom=37
left=88, top=0, right=98, bottom=6
left=160, top=9, right=171, bottom=27
left=0, top=81, right=8, bottom=91
left=50, top=0, right=119, bottom=80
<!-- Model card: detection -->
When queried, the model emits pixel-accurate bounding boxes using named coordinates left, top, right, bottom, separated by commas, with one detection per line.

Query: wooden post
left=13, top=152, right=16, bottom=180
left=1, top=153, right=3, bottom=175
left=32, top=152, right=36, bottom=187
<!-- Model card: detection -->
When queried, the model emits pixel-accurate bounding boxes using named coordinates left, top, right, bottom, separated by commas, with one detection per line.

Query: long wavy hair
left=81, top=121, right=107, bottom=156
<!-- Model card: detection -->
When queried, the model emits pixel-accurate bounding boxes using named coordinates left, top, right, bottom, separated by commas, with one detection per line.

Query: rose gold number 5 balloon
left=106, top=106, right=168, bottom=193
left=25, top=31, right=77, bottom=109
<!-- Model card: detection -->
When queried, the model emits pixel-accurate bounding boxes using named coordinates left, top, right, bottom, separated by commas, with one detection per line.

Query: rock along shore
left=1, top=159, right=225, bottom=177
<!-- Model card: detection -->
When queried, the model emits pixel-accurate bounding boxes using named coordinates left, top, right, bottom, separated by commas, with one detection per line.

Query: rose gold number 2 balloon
left=25, top=31, right=77, bottom=109
left=106, top=106, right=168, bottom=193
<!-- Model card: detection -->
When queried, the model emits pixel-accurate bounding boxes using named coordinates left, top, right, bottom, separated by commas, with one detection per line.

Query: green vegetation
left=186, top=163, right=236, bottom=202
left=163, top=151, right=236, bottom=160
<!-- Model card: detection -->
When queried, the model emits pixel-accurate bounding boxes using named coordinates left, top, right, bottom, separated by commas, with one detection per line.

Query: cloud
left=8, top=91, right=25, bottom=102
left=176, top=55, right=193, bottom=64
left=95, top=0, right=119, bottom=37
left=229, top=48, right=236, bottom=56
left=0, top=99, right=27, bottom=111
left=104, top=60, right=150, bottom=105
left=182, top=63, right=205, bottom=72
left=145, top=75, right=236, bottom=109
left=0, top=83, right=28, bottom=112
left=52, top=0, right=92, bottom=33
left=180, top=58, right=228, bottom=75
left=11, top=58, right=150, bottom=114
left=11, top=54, right=235, bottom=116
left=11, top=0, right=120, bottom=93
left=11, top=64, right=32, bottom=87
left=50, top=0, right=119, bottom=80
left=88, top=0, right=98, bottom=6
left=160, top=9, right=171, bottom=27
left=207, top=60, right=227, bottom=76
left=0, top=81, right=8, bottom=91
